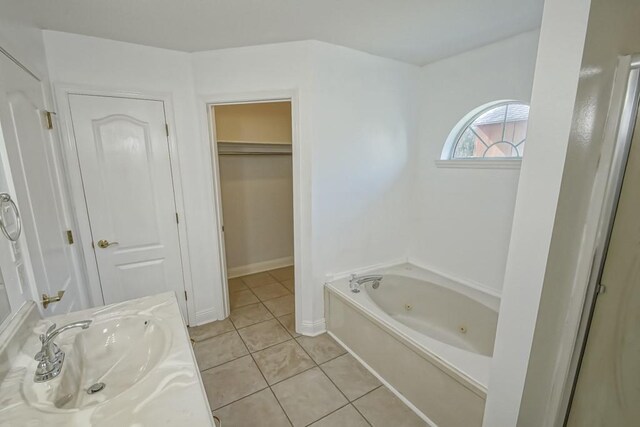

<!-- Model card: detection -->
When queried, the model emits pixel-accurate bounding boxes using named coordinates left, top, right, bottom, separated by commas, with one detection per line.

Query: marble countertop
left=0, top=292, right=215, bottom=426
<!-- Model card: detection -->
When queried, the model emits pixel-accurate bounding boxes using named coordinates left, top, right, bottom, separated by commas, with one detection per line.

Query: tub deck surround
left=0, top=293, right=215, bottom=426
left=325, top=263, right=500, bottom=426
left=327, top=263, right=498, bottom=390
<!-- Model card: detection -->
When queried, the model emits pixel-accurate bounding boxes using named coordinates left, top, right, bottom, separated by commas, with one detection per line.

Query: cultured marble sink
left=0, top=293, right=214, bottom=426
left=23, top=315, right=169, bottom=411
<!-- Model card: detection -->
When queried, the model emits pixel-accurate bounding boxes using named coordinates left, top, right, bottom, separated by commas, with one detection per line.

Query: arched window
left=443, top=101, right=530, bottom=160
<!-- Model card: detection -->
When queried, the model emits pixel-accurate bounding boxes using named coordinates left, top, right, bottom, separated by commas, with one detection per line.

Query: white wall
left=412, top=30, right=539, bottom=294
left=219, top=154, right=294, bottom=275
left=483, top=0, right=594, bottom=424
left=41, top=35, right=418, bottom=331
left=0, top=16, right=49, bottom=80
left=192, top=40, right=418, bottom=331
left=43, top=31, right=220, bottom=324
left=191, top=41, right=316, bottom=329
left=309, top=42, right=418, bottom=323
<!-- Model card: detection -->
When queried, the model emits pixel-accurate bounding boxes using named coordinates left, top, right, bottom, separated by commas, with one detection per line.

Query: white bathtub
left=325, top=263, right=499, bottom=426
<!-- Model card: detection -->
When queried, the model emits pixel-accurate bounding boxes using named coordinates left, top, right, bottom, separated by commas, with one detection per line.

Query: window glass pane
left=452, top=102, right=529, bottom=159
left=485, top=142, right=518, bottom=158
left=453, top=128, right=478, bottom=158
left=474, top=105, right=507, bottom=129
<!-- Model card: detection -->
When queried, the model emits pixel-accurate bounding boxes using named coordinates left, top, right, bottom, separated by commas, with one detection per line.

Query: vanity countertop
left=0, top=292, right=215, bottom=426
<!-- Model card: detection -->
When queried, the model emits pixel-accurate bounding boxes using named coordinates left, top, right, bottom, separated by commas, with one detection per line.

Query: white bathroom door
left=68, top=94, right=187, bottom=317
left=0, top=53, right=86, bottom=315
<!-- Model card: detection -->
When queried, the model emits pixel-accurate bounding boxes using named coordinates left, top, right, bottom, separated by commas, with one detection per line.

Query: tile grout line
left=294, top=334, right=378, bottom=426
left=261, top=298, right=294, bottom=319
left=199, top=333, right=377, bottom=425
left=189, top=328, right=236, bottom=343
left=247, top=347, right=296, bottom=426
left=234, top=311, right=275, bottom=331
left=202, top=295, right=297, bottom=374
left=309, top=339, right=380, bottom=426
left=210, top=384, right=269, bottom=414
left=230, top=304, right=296, bottom=427
left=199, top=289, right=275, bottom=411
left=195, top=327, right=253, bottom=375
left=269, top=364, right=317, bottom=387
left=302, top=402, right=352, bottom=427
left=349, top=385, right=384, bottom=427
left=313, top=350, right=350, bottom=368
left=228, top=302, right=274, bottom=329
left=290, top=333, right=367, bottom=425
left=204, top=268, right=314, bottom=425
left=201, top=349, right=377, bottom=425
left=235, top=275, right=293, bottom=316
left=266, top=387, right=294, bottom=427
left=239, top=271, right=299, bottom=425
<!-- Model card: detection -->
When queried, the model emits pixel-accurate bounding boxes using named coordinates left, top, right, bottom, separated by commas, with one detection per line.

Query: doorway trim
left=200, top=90, right=310, bottom=334
left=555, top=54, right=640, bottom=424
left=53, top=84, right=196, bottom=324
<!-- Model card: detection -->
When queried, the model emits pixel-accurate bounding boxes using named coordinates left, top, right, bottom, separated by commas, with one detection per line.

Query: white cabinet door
left=68, top=95, right=187, bottom=318
left=0, top=54, right=87, bottom=315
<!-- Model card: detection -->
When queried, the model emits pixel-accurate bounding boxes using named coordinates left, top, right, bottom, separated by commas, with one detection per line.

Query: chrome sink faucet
left=349, top=274, right=383, bottom=293
left=34, top=320, right=92, bottom=382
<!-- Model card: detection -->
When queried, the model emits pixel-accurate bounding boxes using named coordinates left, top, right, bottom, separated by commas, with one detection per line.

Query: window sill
left=435, top=159, right=522, bottom=170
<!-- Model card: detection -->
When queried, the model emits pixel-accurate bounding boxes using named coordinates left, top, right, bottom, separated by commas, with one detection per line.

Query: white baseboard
left=193, top=308, right=218, bottom=326
left=227, top=256, right=294, bottom=278
left=299, top=318, right=326, bottom=336
left=327, top=330, right=437, bottom=426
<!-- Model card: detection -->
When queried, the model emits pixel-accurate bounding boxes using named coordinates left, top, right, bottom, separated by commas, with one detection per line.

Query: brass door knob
left=97, top=239, right=119, bottom=249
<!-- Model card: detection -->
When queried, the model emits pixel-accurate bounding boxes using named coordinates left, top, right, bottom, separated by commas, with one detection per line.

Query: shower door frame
left=559, top=54, right=640, bottom=425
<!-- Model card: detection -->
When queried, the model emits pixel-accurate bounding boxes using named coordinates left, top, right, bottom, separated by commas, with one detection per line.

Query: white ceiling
left=3, top=0, right=544, bottom=65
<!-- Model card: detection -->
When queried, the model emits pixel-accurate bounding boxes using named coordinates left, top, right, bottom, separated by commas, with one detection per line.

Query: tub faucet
left=34, top=320, right=92, bottom=382
left=349, top=274, right=383, bottom=293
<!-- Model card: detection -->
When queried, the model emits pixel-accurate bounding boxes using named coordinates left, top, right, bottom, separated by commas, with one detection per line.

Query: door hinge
left=66, top=230, right=74, bottom=244
left=176, top=212, right=179, bottom=224
left=165, top=123, right=169, bottom=136
left=44, top=111, right=56, bottom=130
left=184, top=290, right=188, bottom=301
left=221, top=225, right=225, bottom=232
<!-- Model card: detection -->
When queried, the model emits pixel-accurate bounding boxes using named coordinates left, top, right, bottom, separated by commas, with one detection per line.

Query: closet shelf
left=216, top=140, right=290, bottom=145
left=217, top=141, right=292, bottom=156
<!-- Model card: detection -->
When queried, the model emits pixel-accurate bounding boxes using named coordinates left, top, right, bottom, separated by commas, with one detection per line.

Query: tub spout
left=349, top=274, right=383, bottom=293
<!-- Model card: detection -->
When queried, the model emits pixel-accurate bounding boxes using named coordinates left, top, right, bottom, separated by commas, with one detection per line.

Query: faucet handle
left=39, top=323, right=57, bottom=344
left=45, top=323, right=57, bottom=335
left=34, top=342, right=61, bottom=361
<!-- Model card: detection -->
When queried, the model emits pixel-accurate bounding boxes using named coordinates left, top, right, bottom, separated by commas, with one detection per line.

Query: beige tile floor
left=189, top=267, right=427, bottom=427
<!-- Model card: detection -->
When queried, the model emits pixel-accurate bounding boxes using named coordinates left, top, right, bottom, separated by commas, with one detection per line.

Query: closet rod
left=218, top=152, right=292, bottom=156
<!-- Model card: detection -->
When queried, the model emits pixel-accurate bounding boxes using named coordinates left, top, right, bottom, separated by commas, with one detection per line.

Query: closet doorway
left=211, top=100, right=297, bottom=336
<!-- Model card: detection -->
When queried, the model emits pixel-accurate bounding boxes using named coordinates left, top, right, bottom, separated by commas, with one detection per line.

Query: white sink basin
left=23, top=315, right=169, bottom=411
left=0, top=293, right=214, bottom=426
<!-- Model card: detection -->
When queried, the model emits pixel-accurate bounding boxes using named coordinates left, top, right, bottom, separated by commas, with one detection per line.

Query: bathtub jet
left=349, top=274, right=383, bottom=293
